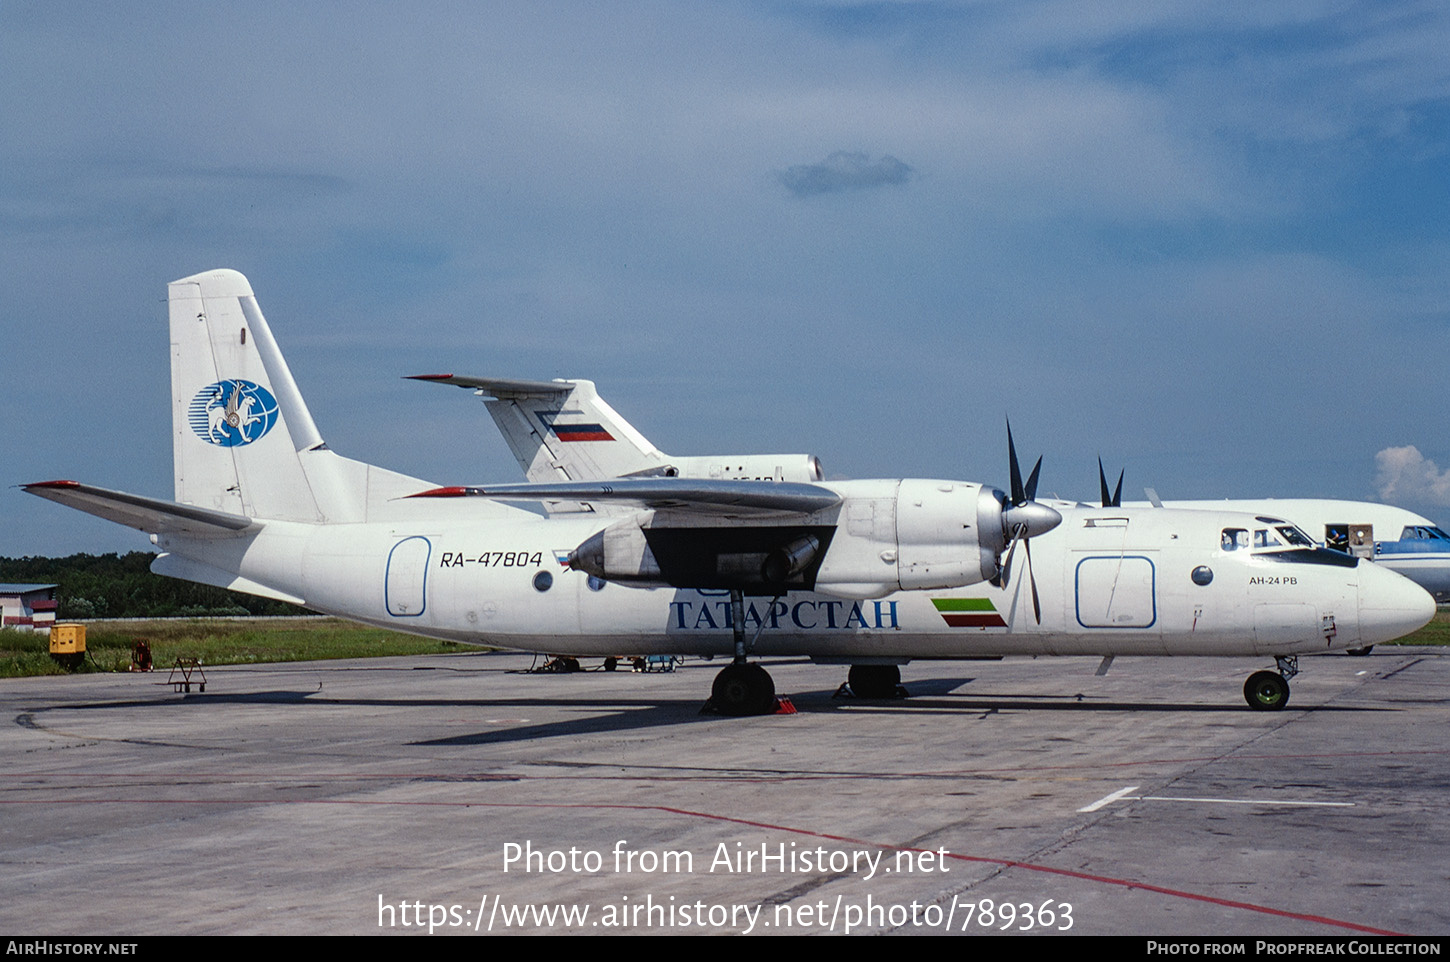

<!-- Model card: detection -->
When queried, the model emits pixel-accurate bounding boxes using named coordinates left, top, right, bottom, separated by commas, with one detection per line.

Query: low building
left=0, top=584, right=59, bottom=632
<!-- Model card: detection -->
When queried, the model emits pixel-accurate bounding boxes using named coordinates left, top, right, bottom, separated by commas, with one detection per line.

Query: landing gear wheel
left=848, top=664, right=901, bottom=699
left=1346, top=646, right=1374, bottom=656
left=711, top=664, right=776, bottom=716
left=1244, top=670, right=1290, bottom=711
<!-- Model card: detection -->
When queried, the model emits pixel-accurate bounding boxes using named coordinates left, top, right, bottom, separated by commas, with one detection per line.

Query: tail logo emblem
left=188, top=380, right=279, bottom=446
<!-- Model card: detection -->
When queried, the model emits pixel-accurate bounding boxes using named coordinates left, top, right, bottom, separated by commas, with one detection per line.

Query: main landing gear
left=706, top=589, right=779, bottom=717
left=1244, top=655, right=1298, bottom=711
left=711, top=662, right=776, bottom=716
left=846, top=664, right=903, bottom=699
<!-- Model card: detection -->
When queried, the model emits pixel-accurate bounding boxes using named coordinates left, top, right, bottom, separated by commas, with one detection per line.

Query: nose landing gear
left=1244, top=655, right=1298, bottom=711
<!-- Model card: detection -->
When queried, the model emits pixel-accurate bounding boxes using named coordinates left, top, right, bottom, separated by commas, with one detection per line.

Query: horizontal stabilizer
left=408, top=478, right=842, bottom=516
left=150, top=553, right=305, bottom=605
left=407, top=374, right=574, bottom=398
left=23, top=480, right=256, bottom=536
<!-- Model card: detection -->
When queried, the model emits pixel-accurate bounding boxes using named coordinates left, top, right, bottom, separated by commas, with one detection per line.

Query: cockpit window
left=1222, top=528, right=1249, bottom=551
left=1401, top=525, right=1450, bottom=542
left=1275, top=525, right=1315, bottom=547
left=1253, top=529, right=1282, bottom=548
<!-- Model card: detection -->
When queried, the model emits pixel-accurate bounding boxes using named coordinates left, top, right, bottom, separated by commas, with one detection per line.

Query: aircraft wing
left=23, top=480, right=257, bottom=536
left=406, top=374, right=574, bottom=398
left=409, top=479, right=842, bottom=516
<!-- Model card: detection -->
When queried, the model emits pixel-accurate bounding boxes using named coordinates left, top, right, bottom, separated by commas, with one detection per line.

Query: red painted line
left=405, top=486, right=472, bottom=498
left=0, top=796, right=1404, bottom=936
left=941, top=613, right=1008, bottom=628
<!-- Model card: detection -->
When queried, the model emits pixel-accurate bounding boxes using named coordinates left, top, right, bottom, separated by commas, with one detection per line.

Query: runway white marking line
left=1079, top=785, right=1353, bottom=812
left=1079, top=785, right=1139, bottom=812
left=1134, top=795, right=1353, bottom=807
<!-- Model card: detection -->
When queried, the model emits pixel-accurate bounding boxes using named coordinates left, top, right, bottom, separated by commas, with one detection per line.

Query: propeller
left=991, top=421, right=1062, bottom=624
left=1098, top=457, right=1123, bottom=508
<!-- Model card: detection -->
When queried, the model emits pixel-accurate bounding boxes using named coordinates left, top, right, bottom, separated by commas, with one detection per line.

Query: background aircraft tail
left=408, top=374, right=668, bottom=483
left=411, top=373, right=826, bottom=512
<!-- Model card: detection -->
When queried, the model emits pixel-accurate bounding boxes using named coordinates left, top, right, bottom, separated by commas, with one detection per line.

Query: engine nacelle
left=896, top=480, right=1004, bottom=590
left=568, top=519, right=663, bottom=585
left=566, top=479, right=1057, bottom=599
left=814, top=480, right=1002, bottom=598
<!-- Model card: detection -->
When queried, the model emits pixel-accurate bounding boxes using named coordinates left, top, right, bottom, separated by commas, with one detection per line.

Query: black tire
left=711, top=664, right=776, bottom=716
left=1244, top=670, right=1290, bottom=711
left=848, top=664, right=901, bottom=699
left=1345, top=646, right=1374, bottom=656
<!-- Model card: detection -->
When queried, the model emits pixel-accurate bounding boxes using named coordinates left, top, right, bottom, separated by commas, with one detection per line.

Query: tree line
left=0, top=552, right=309, bottom=618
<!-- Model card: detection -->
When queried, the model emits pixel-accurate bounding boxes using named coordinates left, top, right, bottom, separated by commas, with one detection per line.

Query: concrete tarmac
left=2, top=646, right=1447, bottom=936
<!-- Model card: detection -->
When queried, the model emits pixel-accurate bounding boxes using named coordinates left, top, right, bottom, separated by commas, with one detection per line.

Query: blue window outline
left=385, top=536, right=431, bottom=617
left=1074, top=555, right=1157, bottom=629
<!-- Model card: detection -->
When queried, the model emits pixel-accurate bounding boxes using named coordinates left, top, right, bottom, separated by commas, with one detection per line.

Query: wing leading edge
left=408, top=478, right=842, bottom=516
left=23, top=480, right=256, bottom=536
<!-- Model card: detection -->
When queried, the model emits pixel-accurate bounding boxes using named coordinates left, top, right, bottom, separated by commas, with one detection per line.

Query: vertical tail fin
left=408, top=375, right=669, bottom=482
left=169, top=269, right=348, bottom=522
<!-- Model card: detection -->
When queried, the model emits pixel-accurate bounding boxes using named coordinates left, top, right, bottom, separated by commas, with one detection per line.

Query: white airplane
left=24, top=269, right=1434, bottom=718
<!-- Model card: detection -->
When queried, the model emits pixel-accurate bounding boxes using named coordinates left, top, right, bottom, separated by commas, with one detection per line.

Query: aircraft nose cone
left=1003, top=501, right=1062, bottom=539
left=1358, top=563, right=1436, bottom=645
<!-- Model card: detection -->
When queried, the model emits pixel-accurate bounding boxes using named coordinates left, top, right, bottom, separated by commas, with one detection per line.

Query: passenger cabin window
left=1222, top=528, right=1249, bottom=551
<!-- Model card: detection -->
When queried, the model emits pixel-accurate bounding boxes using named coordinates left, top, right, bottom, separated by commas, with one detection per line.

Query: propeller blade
left=1024, top=536, right=1041, bottom=624
left=1007, top=419, right=1024, bottom=506
left=1097, top=457, right=1124, bottom=508
left=996, top=422, right=1061, bottom=603
left=999, top=525, right=1022, bottom=589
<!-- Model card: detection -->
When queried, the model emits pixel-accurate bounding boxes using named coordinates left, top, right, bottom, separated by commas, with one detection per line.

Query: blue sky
left=3, top=1, right=1449, bottom=555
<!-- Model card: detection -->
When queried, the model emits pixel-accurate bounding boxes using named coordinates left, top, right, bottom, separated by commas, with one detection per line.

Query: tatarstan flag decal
left=932, top=597, right=1008, bottom=628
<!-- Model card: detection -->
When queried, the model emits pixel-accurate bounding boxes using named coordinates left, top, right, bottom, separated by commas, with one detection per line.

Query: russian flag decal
left=550, top=423, right=614, bottom=442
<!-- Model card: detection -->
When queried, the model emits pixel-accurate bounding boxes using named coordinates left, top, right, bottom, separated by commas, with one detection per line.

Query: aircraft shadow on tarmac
left=25, top=679, right=1391, bottom=750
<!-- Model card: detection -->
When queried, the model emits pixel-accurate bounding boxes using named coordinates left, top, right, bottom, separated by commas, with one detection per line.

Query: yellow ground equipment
left=49, top=623, right=86, bottom=670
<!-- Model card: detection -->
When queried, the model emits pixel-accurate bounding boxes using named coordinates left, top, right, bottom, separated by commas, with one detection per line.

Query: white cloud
left=1375, top=445, right=1450, bottom=505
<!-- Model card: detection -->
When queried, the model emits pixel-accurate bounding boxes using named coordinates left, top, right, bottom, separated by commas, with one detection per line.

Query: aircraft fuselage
left=157, top=503, right=1429, bottom=661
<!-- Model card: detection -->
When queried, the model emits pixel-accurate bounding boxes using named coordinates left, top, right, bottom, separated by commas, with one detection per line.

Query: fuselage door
left=386, top=536, right=431, bottom=617
left=1074, top=555, right=1158, bottom=628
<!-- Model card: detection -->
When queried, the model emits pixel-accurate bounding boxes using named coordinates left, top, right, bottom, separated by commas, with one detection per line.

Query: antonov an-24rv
left=25, top=269, right=1435, bottom=716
